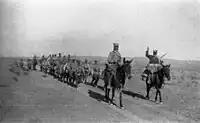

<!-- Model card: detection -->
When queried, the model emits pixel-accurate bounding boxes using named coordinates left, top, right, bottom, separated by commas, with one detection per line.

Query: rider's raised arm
left=145, top=49, right=153, bottom=59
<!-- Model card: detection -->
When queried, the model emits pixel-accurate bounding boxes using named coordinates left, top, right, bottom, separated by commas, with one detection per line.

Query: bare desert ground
left=0, top=57, right=199, bottom=123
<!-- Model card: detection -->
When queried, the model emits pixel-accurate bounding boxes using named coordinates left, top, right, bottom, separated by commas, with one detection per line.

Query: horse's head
left=162, top=64, right=171, bottom=81
left=121, top=58, right=133, bottom=80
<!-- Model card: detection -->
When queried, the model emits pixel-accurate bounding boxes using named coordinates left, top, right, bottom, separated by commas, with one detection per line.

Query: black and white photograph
left=0, top=0, right=200, bottom=122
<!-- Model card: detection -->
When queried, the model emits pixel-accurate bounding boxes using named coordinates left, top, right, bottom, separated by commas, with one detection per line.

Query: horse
left=53, top=60, right=63, bottom=79
left=27, top=59, right=32, bottom=71
left=82, top=64, right=91, bottom=83
left=145, top=64, right=171, bottom=104
left=41, top=60, right=49, bottom=74
left=103, top=58, right=133, bottom=108
left=66, top=67, right=76, bottom=85
left=60, top=62, right=70, bottom=83
left=91, top=68, right=101, bottom=87
left=32, top=58, right=37, bottom=71
left=82, top=67, right=90, bottom=84
left=39, top=58, right=45, bottom=72
left=21, top=59, right=29, bottom=71
left=75, top=67, right=85, bottom=86
left=56, top=62, right=65, bottom=81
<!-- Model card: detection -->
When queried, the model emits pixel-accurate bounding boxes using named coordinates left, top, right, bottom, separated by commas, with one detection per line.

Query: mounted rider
left=105, top=42, right=122, bottom=88
left=32, top=55, right=37, bottom=69
left=33, top=55, right=36, bottom=60
left=142, top=47, right=163, bottom=82
left=83, top=59, right=91, bottom=75
left=83, top=59, right=90, bottom=70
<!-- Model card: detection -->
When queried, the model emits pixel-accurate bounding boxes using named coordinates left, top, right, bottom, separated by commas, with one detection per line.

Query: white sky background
left=1, top=0, right=200, bottom=60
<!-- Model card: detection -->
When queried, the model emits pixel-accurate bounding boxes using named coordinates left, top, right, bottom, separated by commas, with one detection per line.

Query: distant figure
left=141, top=47, right=162, bottom=82
left=32, top=55, right=37, bottom=70
left=57, top=53, right=62, bottom=61
left=94, top=60, right=98, bottom=65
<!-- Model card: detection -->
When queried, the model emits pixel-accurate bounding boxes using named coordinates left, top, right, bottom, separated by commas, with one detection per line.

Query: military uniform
left=108, top=51, right=121, bottom=64
left=142, top=48, right=162, bottom=82
left=106, top=43, right=122, bottom=89
left=83, top=63, right=90, bottom=71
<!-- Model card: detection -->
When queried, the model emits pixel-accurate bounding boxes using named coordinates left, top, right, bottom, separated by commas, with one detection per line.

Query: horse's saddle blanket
left=146, top=64, right=162, bottom=73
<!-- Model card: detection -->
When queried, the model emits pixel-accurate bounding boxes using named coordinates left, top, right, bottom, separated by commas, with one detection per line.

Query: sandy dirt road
left=0, top=58, right=132, bottom=123
left=78, top=80, right=198, bottom=123
left=0, top=58, right=199, bottom=123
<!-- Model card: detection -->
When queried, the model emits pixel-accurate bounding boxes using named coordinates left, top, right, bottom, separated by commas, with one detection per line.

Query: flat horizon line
left=1, top=55, right=200, bottom=62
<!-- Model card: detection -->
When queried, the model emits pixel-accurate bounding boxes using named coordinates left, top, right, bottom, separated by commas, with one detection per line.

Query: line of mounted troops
left=37, top=52, right=104, bottom=85
left=106, top=42, right=165, bottom=84
left=30, top=41, right=166, bottom=84
left=39, top=53, right=91, bottom=72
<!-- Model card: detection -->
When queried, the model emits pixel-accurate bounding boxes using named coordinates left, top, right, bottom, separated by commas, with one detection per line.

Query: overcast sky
left=1, top=0, right=200, bottom=60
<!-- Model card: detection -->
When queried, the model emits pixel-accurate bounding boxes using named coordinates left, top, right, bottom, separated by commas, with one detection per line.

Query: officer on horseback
left=105, top=42, right=122, bottom=88
left=142, top=47, right=162, bottom=82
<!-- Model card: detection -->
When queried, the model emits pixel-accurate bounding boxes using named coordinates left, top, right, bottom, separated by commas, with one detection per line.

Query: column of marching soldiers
left=15, top=42, right=166, bottom=88
left=17, top=52, right=102, bottom=88
left=14, top=43, right=171, bottom=106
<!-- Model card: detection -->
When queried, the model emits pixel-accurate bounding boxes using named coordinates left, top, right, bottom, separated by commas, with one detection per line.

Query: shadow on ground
left=88, top=89, right=106, bottom=102
left=122, top=90, right=146, bottom=100
left=87, top=82, right=146, bottom=100
left=12, top=76, right=18, bottom=82
left=0, top=85, right=9, bottom=88
left=42, top=74, right=48, bottom=78
left=88, top=89, right=124, bottom=109
left=66, top=81, right=78, bottom=88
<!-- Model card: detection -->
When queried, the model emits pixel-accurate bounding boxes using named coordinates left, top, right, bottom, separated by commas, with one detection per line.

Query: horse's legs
left=62, top=73, right=64, bottom=82
left=70, top=77, right=73, bottom=84
left=104, top=87, right=107, bottom=98
left=104, top=85, right=109, bottom=102
left=145, top=83, right=151, bottom=100
left=64, top=73, right=68, bottom=83
left=66, top=76, right=69, bottom=83
left=107, top=88, right=111, bottom=103
left=85, top=75, right=88, bottom=83
left=119, top=88, right=123, bottom=108
left=84, top=74, right=87, bottom=84
left=85, top=74, right=88, bottom=83
left=155, top=88, right=158, bottom=102
left=105, top=86, right=111, bottom=103
left=91, top=77, right=94, bottom=85
left=155, top=87, right=162, bottom=104
left=62, top=73, right=65, bottom=82
left=94, top=77, right=99, bottom=86
left=111, top=88, right=115, bottom=102
left=60, top=73, right=63, bottom=82
left=158, top=89, right=162, bottom=103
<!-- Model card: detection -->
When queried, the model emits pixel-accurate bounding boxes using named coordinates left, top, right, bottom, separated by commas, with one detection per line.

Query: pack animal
left=103, top=58, right=133, bottom=108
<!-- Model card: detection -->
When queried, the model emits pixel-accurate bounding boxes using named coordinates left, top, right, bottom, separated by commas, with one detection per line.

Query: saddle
left=105, top=63, right=121, bottom=77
